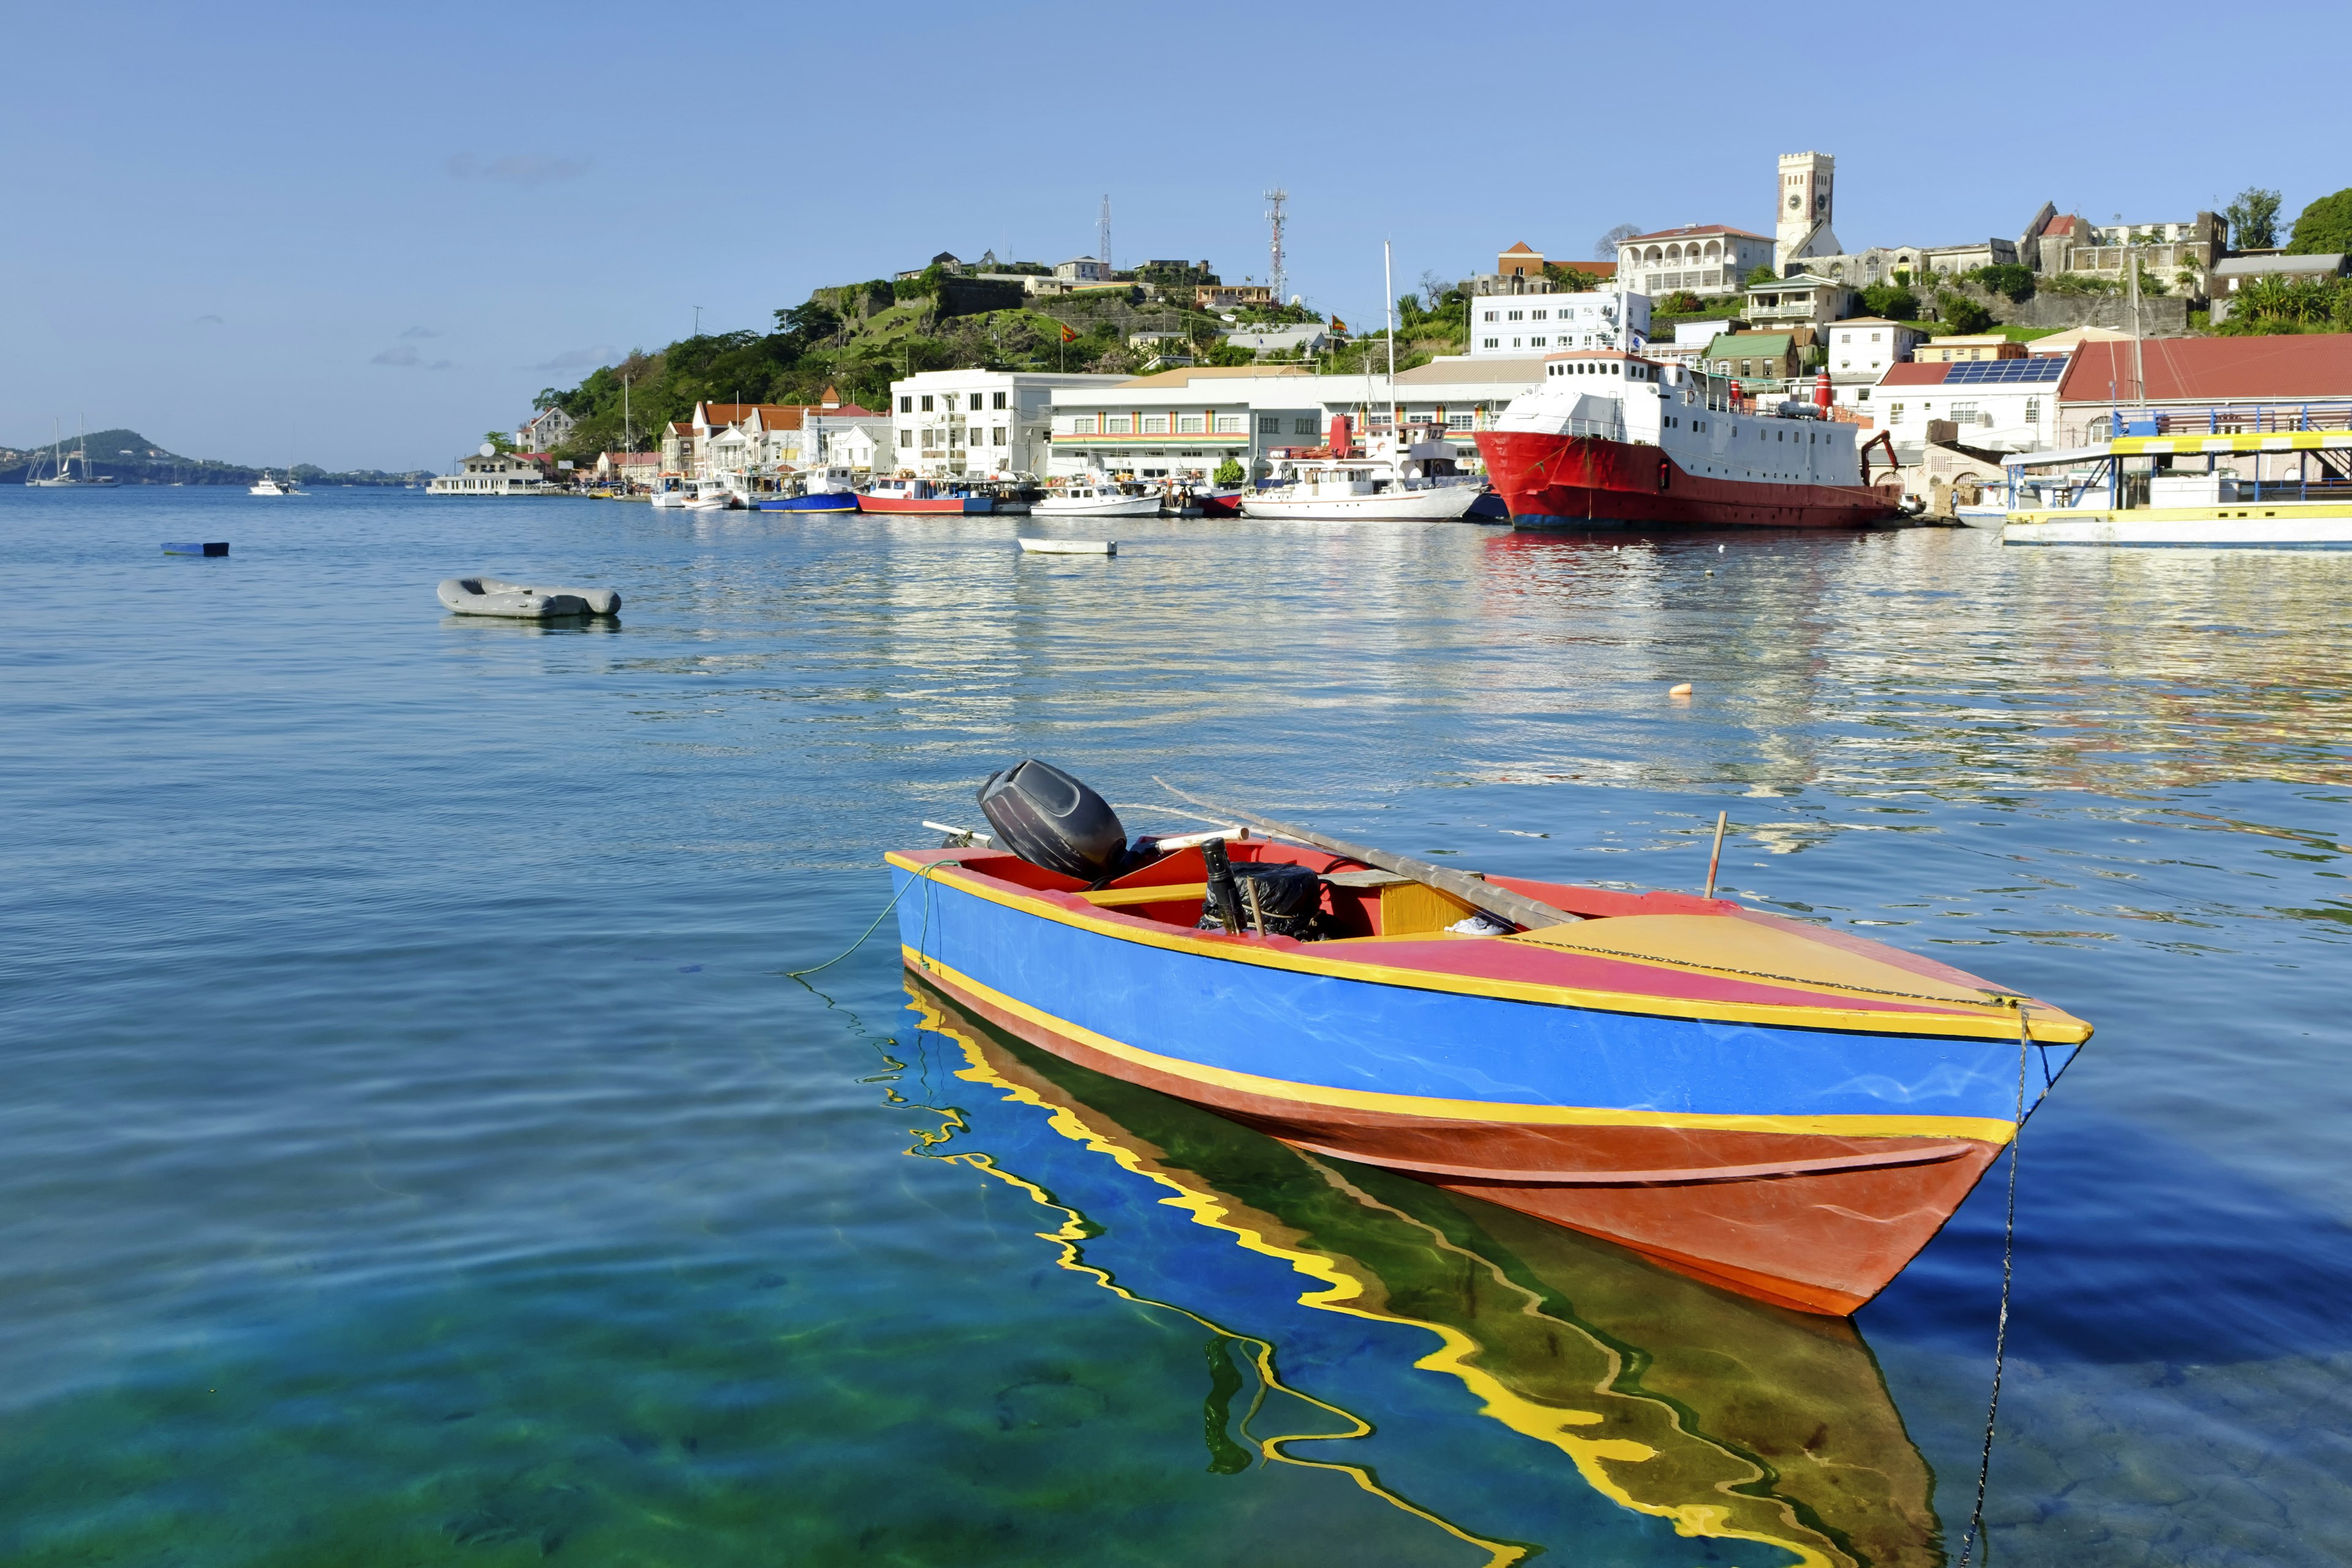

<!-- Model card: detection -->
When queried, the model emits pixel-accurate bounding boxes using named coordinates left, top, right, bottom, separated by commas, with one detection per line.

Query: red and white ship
left=1476, top=350, right=1902, bottom=529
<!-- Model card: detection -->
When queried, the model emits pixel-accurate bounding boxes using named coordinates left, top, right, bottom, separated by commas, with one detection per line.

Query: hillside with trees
left=0, top=429, right=426, bottom=486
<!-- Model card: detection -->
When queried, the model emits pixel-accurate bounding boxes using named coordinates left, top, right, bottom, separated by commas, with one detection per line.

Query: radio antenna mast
left=1098, top=194, right=1112, bottom=270
left=1265, top=187, right=1289, bottom=304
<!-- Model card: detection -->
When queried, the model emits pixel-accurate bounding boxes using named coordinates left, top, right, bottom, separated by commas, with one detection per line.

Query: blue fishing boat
left=756, top=466, right=861, bottom=513
left=887, top=763, right=2092, bottom=1316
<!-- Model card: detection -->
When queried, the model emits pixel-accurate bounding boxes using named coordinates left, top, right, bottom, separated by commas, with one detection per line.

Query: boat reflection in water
left=900, top=974, right=1945, bottom=1568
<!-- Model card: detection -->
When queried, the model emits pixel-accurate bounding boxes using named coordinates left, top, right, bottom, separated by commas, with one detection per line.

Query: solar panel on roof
left=1944, top=358, right=2063, bottom=385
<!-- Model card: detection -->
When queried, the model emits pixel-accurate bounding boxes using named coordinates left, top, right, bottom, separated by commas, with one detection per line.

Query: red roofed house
left=1616, top=225, right=1776, bottom=299
left=1875, top=356, right=2067, bottom=453
left=661, top=389, right=891, bottom=486
left=2057, top=335, right=2352, bottom=447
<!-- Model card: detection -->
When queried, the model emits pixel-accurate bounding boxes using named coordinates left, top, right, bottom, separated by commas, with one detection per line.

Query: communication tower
left=1264, top=187, right=1288, bottom=304
left=1098, top=194, right=1112, bottom=269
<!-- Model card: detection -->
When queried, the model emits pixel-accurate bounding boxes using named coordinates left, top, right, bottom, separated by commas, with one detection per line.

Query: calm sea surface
left=2, top=488, right=2347, bottom=1566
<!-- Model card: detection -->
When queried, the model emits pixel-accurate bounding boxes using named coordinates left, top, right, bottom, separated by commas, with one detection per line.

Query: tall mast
left=1098, top=194, right=1112, bottom=270
left=2126, top=228, right=2144, bottom=406
left=1264, top=187, right=1288, bottom=306
left=1384, top=239, right=1398, bottom=437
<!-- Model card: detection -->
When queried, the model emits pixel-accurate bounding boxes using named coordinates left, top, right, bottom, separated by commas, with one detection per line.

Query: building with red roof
left=1615, top=225, right=1776, bottom=300
left=2057, top=334, right=2352, bottom=443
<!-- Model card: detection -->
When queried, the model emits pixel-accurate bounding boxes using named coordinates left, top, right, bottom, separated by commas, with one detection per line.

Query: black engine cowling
left=976, top=760, right=1129, bottom=883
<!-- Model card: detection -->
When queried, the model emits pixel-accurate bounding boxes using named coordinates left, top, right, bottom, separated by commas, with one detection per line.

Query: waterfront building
left=1823, top=318, right=1924, bottom=412
left=660, top=394, right=892, bottom=484
left=427, top=448, right=547, bottom=496
left=2211, top=252, right=2348, bottom=322
left=514, top=405, right=576, bottom=451
left=592, top=450, right=660, bottom=489
left=1877, top=356, right=2065, bottom=455
left=2055, top=334, right=2352, bottom=450
left=888, top=369, right=1127, bottom=480
left=1470, top=290, right=1650, bottom=357
left=1618, top=224, right=1773, bottom=300
left=1045, top=360, right=1547, bottom=483
left=1743, top=273, right=1858, bottom=330
left=1915, top=335, right=2023, bottom=364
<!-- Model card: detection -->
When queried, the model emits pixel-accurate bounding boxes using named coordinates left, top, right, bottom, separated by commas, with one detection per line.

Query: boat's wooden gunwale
left=887, top=850, right=2090, bottom=1045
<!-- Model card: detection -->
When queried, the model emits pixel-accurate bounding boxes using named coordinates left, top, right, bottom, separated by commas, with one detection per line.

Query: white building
left=1045, top=360, right=1549, bottom=483
left=1470, top=291, right=1651, bottom=356
left=1224, top=323, right=1332, bottom=357
left=1823, top=317, right=1924, bottom=412
left=888, top=369, right=1128, bottom=479
left=660, top=394, right=893, bottom=483
left=428, top=448, right=546, bottom=496
left=1774, top=151, right=1842, bottom=274
left=1875, top=356, right=2065, bottom=454
left=1054, top=256, right=1107, bottom=282
left=1619, top=224, right=1774, bottom=298
left=513, top=405, right=576, bottom=452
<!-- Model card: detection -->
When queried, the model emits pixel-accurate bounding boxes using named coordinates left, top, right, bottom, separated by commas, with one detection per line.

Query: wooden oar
left=1152, top=778, right=1578, bottom=932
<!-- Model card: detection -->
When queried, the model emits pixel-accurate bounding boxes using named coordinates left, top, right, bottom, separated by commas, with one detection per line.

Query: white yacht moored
left=1240, top=436, right=1485, bottom=521
left=1033, top=481, right=1160, bottom=518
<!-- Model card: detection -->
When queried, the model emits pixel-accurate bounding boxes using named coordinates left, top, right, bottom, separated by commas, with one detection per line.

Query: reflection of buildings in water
left=900, top=976, right=1943, bottom=1568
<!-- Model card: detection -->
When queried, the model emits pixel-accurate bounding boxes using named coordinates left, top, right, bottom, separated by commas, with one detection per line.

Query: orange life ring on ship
left=1657, top=458, right=1672, bottom=491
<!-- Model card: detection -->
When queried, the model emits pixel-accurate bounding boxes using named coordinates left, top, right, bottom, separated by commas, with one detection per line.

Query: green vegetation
left=2041, top=272, right=2121, bottom=297
left=1541, top=263, right=1608, bottom=292
left=2212, top=274, right=2352, bottom=334
left=1744, top=264, right=1777, bottom=286
left=2286, top=187, right=2352, bottom=255
left=2225, top=186, right=2283, bottom=251
left=1931, top=292, right=1995, bottom=333
left=1213, top=458, right=1243, bottom=485
left=1860, top=283, right=1921, bottom=320
left=1992, top=325, right=2064, bottom=343
left=1962, top=263, right=2035, bottom=303
left=0, top=427, right=428, bottom=485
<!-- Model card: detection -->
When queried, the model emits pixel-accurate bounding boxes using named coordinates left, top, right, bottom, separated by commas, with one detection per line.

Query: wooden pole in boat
left=1153, top=778, right=1578, bottom=932
left=1704, top=809, right=1728, bottom=899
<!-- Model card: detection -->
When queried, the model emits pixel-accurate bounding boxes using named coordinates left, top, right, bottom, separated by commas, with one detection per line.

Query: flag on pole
left=1060, top=323, right=1077, bottom=342
left=1330, top=317, right=1347, bottom=333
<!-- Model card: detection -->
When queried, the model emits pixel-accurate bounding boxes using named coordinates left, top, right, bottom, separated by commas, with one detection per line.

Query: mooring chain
left=1954, top=997, right=2034, bottom=1568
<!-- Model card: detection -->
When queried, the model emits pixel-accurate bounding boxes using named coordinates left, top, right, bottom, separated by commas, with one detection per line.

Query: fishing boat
left=1033, top=481, right=1159, bottom=518
left=859, top=479, right=993, bottom=514
left=2001, top=431, right=2352, bottom=548
left=1477, top=353, right=1902, bottom=529
left=888, top=763, right=2090, bottom=1317
left=648, top=476, right=692, bottom=508
left=249, top=469, right=300, bottom=497
left=905, top=974, right=1943, bottom=1567
left=756, top=466, right=861, bottom=513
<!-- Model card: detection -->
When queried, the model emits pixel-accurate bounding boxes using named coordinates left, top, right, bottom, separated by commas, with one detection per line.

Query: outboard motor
left=977, top=760, right=1130, bottom=883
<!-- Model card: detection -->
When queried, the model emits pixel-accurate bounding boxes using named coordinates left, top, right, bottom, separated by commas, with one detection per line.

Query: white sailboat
left=26, top=418, right=119, bottom=487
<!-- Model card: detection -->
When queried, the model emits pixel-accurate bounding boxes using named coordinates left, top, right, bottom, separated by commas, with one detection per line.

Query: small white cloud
left=533, top=345, right=619, bottom=372
left=371, top=345, right=423, bottom=367
left=447, top=151, right=590, bottom=187
left=399, top=325, right=439, bottom=339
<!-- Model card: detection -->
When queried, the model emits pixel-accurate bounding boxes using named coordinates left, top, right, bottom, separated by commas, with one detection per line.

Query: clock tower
left=1774, top=151, right=1839, bottom=275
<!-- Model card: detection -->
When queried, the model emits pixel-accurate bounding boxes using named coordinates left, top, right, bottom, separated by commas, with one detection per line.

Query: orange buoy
left=1668, top=682, right=1694, bottom=696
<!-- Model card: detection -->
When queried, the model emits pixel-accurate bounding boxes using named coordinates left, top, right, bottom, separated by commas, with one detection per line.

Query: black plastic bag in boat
left=1198, top=862, right=1324, bottom=938
left=976, top=760, right=1129, bottom=883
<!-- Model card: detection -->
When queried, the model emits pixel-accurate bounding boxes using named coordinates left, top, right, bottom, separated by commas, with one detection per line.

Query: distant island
left=0, top=429, right=430, bottom=488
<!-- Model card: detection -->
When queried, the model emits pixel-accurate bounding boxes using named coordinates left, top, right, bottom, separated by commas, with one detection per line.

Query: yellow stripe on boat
left=907, top=949, right=2022, bottom=1147
left=888, top=853, right=2092, bottom=1044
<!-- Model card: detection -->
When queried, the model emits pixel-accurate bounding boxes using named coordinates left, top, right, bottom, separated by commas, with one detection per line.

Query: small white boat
left=648, top=478, right=693, bottom=508
left=1033, top=483, right=1160, bottom=518
left=680, top=478, right=737, bottom=511
left=437, top=576, right=621, bottom=618
left=1018, top=537, right=1117, bottom=555
left=249, top=470, right=298, bottom=497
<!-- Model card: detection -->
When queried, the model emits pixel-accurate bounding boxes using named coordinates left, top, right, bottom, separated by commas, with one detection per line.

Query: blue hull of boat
left=756, top=494, right=859, bottom=513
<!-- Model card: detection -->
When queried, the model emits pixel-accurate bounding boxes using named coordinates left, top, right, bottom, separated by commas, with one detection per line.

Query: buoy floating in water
left=1668, top=682, right=1694, bottom=696
left=164, top=542, right=229, bottom=556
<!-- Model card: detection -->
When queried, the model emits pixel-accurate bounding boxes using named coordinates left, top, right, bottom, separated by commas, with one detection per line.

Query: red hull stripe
left=1476, top=430, right=1901, bottom=529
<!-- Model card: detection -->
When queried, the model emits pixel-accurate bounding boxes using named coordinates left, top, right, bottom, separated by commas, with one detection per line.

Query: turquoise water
left=2, top=488, right=2347, bottom=1566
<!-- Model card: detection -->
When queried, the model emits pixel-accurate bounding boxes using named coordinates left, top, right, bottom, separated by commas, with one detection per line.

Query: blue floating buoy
left=163, top=542, right=230, bottom=556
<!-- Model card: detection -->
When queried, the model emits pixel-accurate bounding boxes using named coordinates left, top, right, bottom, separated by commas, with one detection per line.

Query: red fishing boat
left=1477, top=350, right=1901, bottom=529
left=856, top=480, right=993, bottom=514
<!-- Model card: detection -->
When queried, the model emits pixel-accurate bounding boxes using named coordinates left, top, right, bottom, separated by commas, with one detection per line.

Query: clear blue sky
left=6, top=0, right=2346, bottom=471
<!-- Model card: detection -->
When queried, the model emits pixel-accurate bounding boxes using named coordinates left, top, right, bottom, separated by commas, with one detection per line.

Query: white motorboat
left=1033, top=483, right=1161, bottom=518
left=681, top=478, right=736, bottom=511
left=1018, top=537, right=1117, bottom=554
left=648, top=477, right=693, bottom=508
left=1240, top=440, right=1485, bottom=522
left=249, top=470, right=298, bottom=496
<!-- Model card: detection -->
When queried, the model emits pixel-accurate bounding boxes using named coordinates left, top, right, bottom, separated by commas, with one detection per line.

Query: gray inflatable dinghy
left=437, top=576, right=620, bottom=618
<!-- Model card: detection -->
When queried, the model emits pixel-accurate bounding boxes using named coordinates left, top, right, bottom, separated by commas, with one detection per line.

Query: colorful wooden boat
left=886, top=831, right=2091, bottom=1316
left=904, top=973, right=1942, bottom=1567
